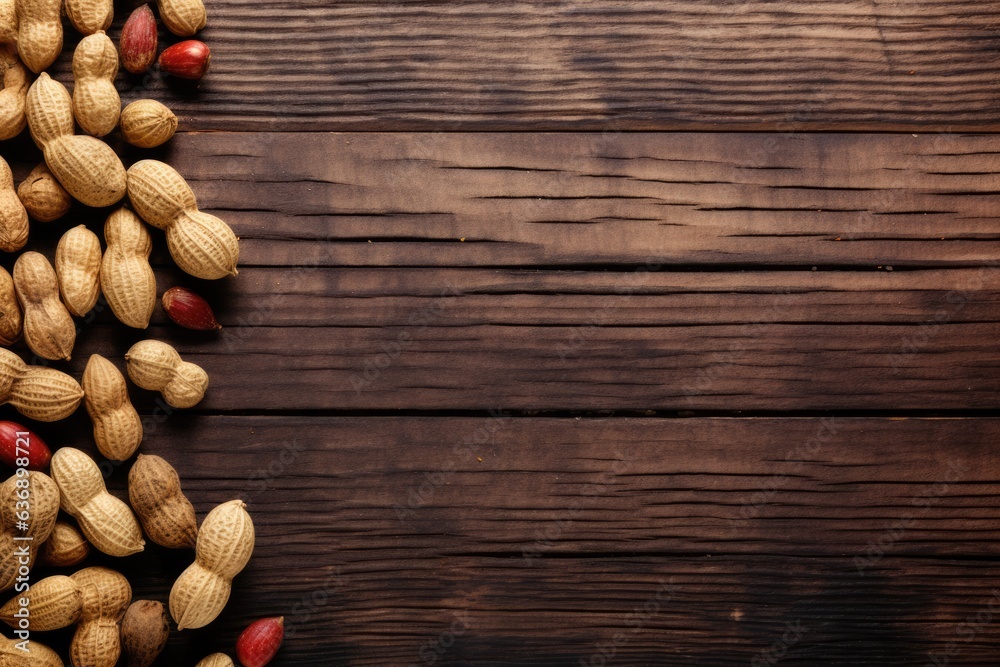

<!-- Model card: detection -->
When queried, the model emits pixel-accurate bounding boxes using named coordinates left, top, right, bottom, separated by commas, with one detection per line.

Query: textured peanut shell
left=0, top=156, right=27, bottom=253
left=0, top=574, right=82, bottom=630
left=120, top=99, right=177, bottom=148
left=72, top=31, right=119, bottom=137
left=157, top=0, right=205, bottom=36
left=56, top=225, right=102, bottom=317
left=0, top=471, right=59, bottom=591
left=121, top=600, right=169, bottom=667
left=16, top=0, right=61, bottom=73
left=129, top=454, right=197, bottom=548
left=125, top=339, right=208, bottom=408
left=196, top=655, right=235, bottom=667
left=169, top=499, right=253, bottom=630
left=64, top=0, right=112, bottom=35
left=0, top=45, right=28, bottom=140
left=127, top=160, right=239, bottom=279
left=14, top=251, right=75, bottom=361
left=18, top=163, right=72, bottom=222
left=0, top=266, right=20, bottom=346
left=101, top=208, right=155, bottom=329
left=5, top=360, right=84, bottom=422
left=71, top=567, right=131, bottom=667
left=0, top=636, right=63, bottom=666
left=50, top=447, right=145, bottom=557
left=26, top=74, right=126, bottom=207
left=83, top=354, right=142, bottom=461
left=0, top=0, right=15, bottom=44
left=39, top=519, right=90, bottom=567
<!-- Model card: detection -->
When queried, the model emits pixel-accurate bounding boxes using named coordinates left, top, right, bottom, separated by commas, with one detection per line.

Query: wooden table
left=12, top=1, right=1000, bottom=664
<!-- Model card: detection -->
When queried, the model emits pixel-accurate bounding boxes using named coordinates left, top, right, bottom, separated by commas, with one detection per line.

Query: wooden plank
left=6, top=263, right=992, bottom=412
left=36, top=1, right=1000, bottom=131
left=22, top=415, right=1000, bottom=664
left=154, top=131, right=1000, bottom=268
left=49, top=415, right=1000, bottom=558
left=72, top=555, right=1000, bottom=665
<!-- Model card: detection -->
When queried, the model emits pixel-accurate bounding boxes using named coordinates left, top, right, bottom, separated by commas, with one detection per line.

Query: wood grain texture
left=35, top=0, right=1000, bottom=131
left=21, top=415, right=1000, bottom=665
left=28, top=263, right=995, bottom=413
left=154, top=131, right=1000, bottom=268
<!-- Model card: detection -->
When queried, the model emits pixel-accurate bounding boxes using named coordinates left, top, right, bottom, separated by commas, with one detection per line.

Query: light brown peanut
left=101, top=208, right=156, bottom=329
left=64, top=0, right=112, bottom=36
left=127, top=160, right=239, bottom=279
left=18, top=163, right=72, bottom=222
left=196, top=655, right=235, bottom=667
left=0, top=471, right=59, bottom=591
left=0, top=156, right=27, bottom=253
left=0, top=0, right=14, bottom=44
left=129, top=454, right=197, bottom=548
left=125, top=339, right=208, bottom=408
left=120, top=99, right=177, bottom=148
left=56, top=225, right=102, bottom=317
left=169, top=499, right=254, bottom=630
left=0, top=348, right=84, bottom=421
left=14, top=251, right=76, bottom=361
left=83, top=354, right=142, bottom=461
left=16, top=0, right=61, bottom=73
left=50, top=447, right=145, bottom=557
left=0, top=266, right=20, bottom=346
left=121, top=600, right=169, bottom=667
left=72, top=31, right=120, bottom=137
left=71, top=566, right=131, bottom=667
left=26, top=73, right=126, bottom=207
left=0, top=573, right=82, bottom=630
left=157, top=0, right=205, bottom=36
left=39, top=519, right=90, bottom=567
left=0, top=45, right=28, bottom=140
left=0, top=634, right=63, bottom=666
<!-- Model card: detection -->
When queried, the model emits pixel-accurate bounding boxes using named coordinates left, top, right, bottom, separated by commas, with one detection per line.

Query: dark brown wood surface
left=3, top=1, right=1000, bottom=665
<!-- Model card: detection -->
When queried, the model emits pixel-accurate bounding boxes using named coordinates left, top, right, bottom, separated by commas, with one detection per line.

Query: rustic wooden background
left=5, top=0, right=1000, bottom=664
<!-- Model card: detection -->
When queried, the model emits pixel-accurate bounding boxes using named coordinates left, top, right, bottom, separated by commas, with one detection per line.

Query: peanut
left=56, top=225, right=102, bottom=317
left=71, top=566, right=131, bottom=667
left=0, top=471, right=59, bottom=591
left=18, top=163, right=72, bottom=222
left=14, top=251, right=76, bottom=361
left=26, top=73, right=126, bottom=207
left=0, top=573, right=82, bottom=630
left=39, top=519, right=90, bottom=567
left=129, top=454, right=197, bottom=548
left=0, top=348, right=84, bottom=421
left=0, top=421, right=49, bottom=469
left=83, top=354, right=142, bottom=461
left=196, top=655, right=235, bottom=667
left=120, top=99, right=177, bottom=148
left=120, top=600, right=169, bottom=667
left=16, top=0, right=61, bottom=73
left=0, top=156, right=27, bottom=252
left=72, top=31, right=120, bottom=137
left=127, top=160, right=239, bottom=279
left=101, top=207, right=156, bottom=329
left=50, top=447, right=145, bottom=557
left=64, top=0, right=112, bottom=36
left=194, top=653, right=235, bottom=667
left=125, top=339, right=208, bottom=409
left=0, top=1, right=14, bottom=44
left=0, top=45, right=28, bottom=140
left=0, top=635, right=63, bottom=666
left=169, top=499, right=254, bottom=630
left=0, top=267, right=20, bottom=346
left=157, top=0, right=205, bottom=36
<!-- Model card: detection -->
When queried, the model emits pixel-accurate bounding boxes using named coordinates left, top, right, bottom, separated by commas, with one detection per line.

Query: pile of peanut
left=0, top=0, right=285, bottom=666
